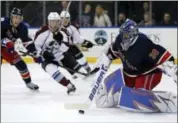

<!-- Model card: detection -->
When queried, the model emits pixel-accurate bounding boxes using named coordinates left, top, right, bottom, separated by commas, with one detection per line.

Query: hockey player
left=59, top=10, right=94, bottom=74
left=34, top=12, right=87, bottom=94
left=92, top=19, right=177, bottom=112
left=1, top=7, right=40, bottom=90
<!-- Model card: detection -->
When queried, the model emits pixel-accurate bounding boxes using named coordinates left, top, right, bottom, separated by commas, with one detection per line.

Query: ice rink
left=1, top=63, right=177, bottom=123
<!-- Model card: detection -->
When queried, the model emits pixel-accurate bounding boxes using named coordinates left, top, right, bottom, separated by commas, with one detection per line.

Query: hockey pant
left=61, top=51, right=87, bottom=77
left=124, top=69, right=162, bottom=90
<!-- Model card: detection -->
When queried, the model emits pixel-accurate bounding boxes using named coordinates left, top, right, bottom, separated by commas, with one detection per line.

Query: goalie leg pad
left=104, top=69, right=125, bottom=93
left=118, top=86, right=177, bottom=113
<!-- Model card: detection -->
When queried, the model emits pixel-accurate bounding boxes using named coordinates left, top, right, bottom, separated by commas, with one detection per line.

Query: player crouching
left=1, top=7, right=39, bottom=90
left=34, top=12, right=87, bottom=94
left=94, top=19, right=177, bottom=113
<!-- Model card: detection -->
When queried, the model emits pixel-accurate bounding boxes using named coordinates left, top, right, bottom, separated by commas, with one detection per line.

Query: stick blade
left=64, top=103, right=90, bottom=109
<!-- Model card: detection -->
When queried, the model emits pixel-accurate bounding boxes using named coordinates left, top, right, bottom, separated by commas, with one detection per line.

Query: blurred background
left=1, top=1, right=178, bottom=27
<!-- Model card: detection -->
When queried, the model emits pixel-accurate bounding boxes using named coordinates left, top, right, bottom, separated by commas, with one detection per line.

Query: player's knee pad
left=119, top=86, right=177, bottom=113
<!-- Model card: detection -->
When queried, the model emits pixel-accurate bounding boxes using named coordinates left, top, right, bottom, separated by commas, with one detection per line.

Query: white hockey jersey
left=62, top=25, right=84, bottom=45
left=34, top=26, right=69, bottom=62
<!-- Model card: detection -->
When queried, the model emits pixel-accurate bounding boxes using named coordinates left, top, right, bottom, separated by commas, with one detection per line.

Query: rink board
left=2, top=27, right=177, bottom=64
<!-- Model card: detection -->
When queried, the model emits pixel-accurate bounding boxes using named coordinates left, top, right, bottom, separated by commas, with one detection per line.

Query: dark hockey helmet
left=119, top=19, right=139, bottom=51
left=10, top=7, right=23, bottom=16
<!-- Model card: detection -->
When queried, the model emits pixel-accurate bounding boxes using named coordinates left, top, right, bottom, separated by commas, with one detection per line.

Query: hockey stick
left=84, top=44, right=110, bottom=79
left=64, top=64, right=108, bottom=109
left=19, top=50, right=88, bottom=76
left=59, top=1, right=72, bottom=31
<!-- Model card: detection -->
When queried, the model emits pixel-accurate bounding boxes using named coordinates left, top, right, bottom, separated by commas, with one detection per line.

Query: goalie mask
left=60, top=10, right=71, bottom=26
left=119, top=19, right=139, bottom=51
left=48, top=12, right=61, bottom=32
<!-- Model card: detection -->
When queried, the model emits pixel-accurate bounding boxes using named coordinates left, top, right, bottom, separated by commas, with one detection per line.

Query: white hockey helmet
left=60, top=10, right=70, bottom=20
left=48, top=12, right=60, bottom=20
left=47, top=12, right=60, bottom=32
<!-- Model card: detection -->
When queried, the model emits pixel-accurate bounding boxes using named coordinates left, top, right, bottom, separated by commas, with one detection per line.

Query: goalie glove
left=160, top=61, right=177, bottom=83
left=81, top=40, right=94, bottom=48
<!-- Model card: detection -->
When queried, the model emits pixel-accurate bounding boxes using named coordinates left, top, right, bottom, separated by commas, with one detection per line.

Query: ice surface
left=1, top=64, right=177, bottom=123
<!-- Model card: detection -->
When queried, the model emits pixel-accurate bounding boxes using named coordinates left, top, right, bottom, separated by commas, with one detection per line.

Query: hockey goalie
left=93, top=19, right=177, bottom=113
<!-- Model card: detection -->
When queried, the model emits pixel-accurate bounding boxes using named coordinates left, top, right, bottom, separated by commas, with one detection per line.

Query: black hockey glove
left=25, top=42, right=37, bottom=54
left=42, top=51, right=55, bottom=61
left=81, top=40, right=94, bottom=48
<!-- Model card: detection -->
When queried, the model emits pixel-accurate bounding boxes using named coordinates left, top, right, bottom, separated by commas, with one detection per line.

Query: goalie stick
left=64, top=64, right=108, bottom=109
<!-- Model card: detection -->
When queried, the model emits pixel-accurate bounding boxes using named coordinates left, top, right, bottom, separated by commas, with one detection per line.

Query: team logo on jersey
left=94, top=30, right=108, bottom=45
left=147, top=34, right=160, bottom=44
left=149, top=49, right=159, bottom=60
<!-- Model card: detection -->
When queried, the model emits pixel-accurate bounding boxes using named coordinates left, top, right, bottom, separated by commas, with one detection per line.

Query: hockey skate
left=67, top=84, right=76, bottom=94
left=26, top=83, right=39, bottom=90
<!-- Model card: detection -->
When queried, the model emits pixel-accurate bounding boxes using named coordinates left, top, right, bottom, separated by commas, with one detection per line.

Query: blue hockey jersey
left=108, top=33, right=173, bottom=76
left=1, top=17, right=31, bottom=43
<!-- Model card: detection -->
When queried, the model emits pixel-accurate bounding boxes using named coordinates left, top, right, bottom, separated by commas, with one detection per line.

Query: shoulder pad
left=23, top=22, right=30, bottom=28
left=34, top=26, right=49, bottom=40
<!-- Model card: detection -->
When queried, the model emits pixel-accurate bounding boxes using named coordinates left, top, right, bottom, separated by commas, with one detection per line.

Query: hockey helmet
left=11, top=7, right=23, bottom=16
left=10, top=7, right=23, bottom=27
left=119, top=19, right=139, bottom=51
left=60, top=10, right=70, bottom=20
left=48, top=12, right=60, bottom=20
left=48, top=12, right=60, bottom=32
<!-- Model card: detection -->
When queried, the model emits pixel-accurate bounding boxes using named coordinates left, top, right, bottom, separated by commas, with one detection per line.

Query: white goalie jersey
left=34, top=26, right=69, bottom=62
left=62, top=25, right=84, bottom=45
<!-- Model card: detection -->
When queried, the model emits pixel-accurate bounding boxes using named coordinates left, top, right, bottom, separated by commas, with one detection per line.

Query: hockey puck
left=78, top=110, right=85, bottom=114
